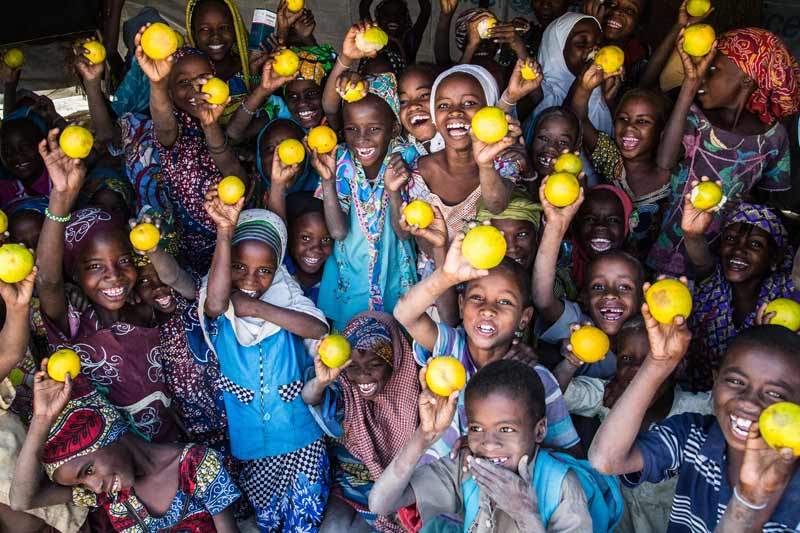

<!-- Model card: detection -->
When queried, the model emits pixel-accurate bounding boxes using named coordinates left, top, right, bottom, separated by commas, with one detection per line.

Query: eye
left=591, top=283, right=605, bottom=291
left=558, top=139, right=571, bottom=147
left=322, top=236, right=332, bottom=244
left=437, top=102, right=449, bottom=110
left=469, top=294, right=484, bottom=302
left=750, top=240, right=763, bottom=249
left=725, top=377, right=744, bottom=387
left=258, top=267, right=273, bottom=275
left=420, top=91, right=431, bottom=100
left=516, top=231, right=529, bottom=238
left=621, top=354, right=634, bottom=363
left=724, top=234, right=736, bottom=242
left=343, top=126, right=357, bottom=133
left=87, top=263, right=102, bottom=271
left=607, top=216, right=622, bottom=225
left=766, top=391, right=786, bottom=400
left=499, top=426, right=515, bottom=433
left=85, top=465, right=94, bottom=477
left=139, top=277, right=150, bottom=286
left=369, top=126, right=382, bottom=133
left=498, top=298, right=513, bottom=306
left=399, top=98, right=408, bottom=106
left=537, top=134, right=550, bottom=143
left=636, top=119, right=650, bottom=125
left=232, top=263, right=245, bottom=272
left=119, top=257, right=132, bottom=265
left=301, top=235, right=311, bottom=242
left=462, top=99, right=478, bottom=107
left=618, top=284, right=632, bottom=292
left=468, top=425, right=483, bottom=433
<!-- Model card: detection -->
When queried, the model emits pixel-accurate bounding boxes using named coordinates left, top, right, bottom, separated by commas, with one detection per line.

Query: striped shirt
left=622, top=412, right=800, bottom=532
left=413, top=323, right=580, bottom=464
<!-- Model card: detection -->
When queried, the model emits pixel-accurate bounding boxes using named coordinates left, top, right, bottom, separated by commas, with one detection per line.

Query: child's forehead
left=537, top=114, right=577, bottom=136
left=233, top=239, right=278, bottom=261
left=466, top=389, right=535, bottom=422
left=193, top=1, right=233, bottom=23
left=466, top=269, right=520, bottom=293
left=586, top=255, right=640, bottom=282
left=722, top=343, right=800, bottom=379
left=437, top=73, right=484, bottom=97
left=399, top=70, right=434, bottom=92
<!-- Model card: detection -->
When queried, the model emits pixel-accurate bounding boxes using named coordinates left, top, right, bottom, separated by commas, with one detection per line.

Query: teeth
left=730, top=415, right=753, bottom=439
left=302, top=257, right=322, bottom=266
left=538, top=155, right=553, bottom=167
left=589, top=238, right=612, bottom=252
left=208, top=44, right=225, bottom=51
left=608, top=20, right=622, bottom=29
left=240, top=289, right=257, bottom=298
left=446, top=122, right=469, bottom=137
left=155, top=295, right=172, bottom=307
left=357, top=382, right=378, bottom=394
left=484, top=457, right=508, bottom=465
left=356, top=147, right=376, bottom=158
left=600, top=306, right=624, bottom=321
left=102, top=287, right=125, bottom=298
left=621, top=136, right=640, bottom=151
left=476, top=324, right=496, bottom=334
left=298, top=110, right=315, bottom=119
left=410, top=114, right=429, bottom=126
left=728, top=258, right=748, bottom=269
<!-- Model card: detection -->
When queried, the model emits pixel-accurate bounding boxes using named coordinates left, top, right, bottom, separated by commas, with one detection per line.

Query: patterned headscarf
left=171, top=46, right=212, bottom=69
left=475, top=191, right=543, bottom=230
left=232, top=209, right=287, bottom=265
left=339, top=312, right=419, bottom=482
left=185, top=0, right=249, bottom=90
left=4, top=196, right=48, bottom=217
left=42, top=378, right=129, bottom=480
left=81, top=167, right=135, bottom=211
left=63, top=208, right=124, bottom=274
left=352, top=72, right=401, bottom=123
left=687, top=202, right=798, bottom=390
left=717, top=28, right=800, bottom=125
left=131, top=206, right=180, bottom=268
left=293, top=44, right=336, bottom=87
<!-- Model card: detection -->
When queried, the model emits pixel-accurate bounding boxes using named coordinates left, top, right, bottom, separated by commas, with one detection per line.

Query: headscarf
left=231, top=208, right=285, bottom=264
left=131, top=206, right=180, bottom=268
left=171, top=46, right=211, bottom=68
left=4, top=196, right=47, bottom=217
left=3, top=105, right=48, bottom=134
left=255, top=118, right=319, bottom=194
left=533, top=13, right=613, bottom=136
left=293, top=44, right=337, bottom=87
left=571, top=185, right=633, bottom=288
left=475, top=191, right=543, bottom=230
left=63, top=208, right=124, bottom=274
left=42, top=378, right=129, bottom=480
left=185, top=0, right=250, bottom=91
left=80, top=167, right=135, bottom=211
left=429, top=64, right=499, bottom=152
left=339, top=311, right=418, bottom=481
left=688, top=203, right=798, bottom=390
left=351, top=72, right=401, bottom=123
left=454, top=8, right=492, bottom=51
left=717, top=28, right=800, bottom=125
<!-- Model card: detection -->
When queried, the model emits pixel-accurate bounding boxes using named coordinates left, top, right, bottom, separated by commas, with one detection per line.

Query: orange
left=0, top=209, right=7, bottom=234
left=759, top=402, right=800, bottom=456
left=477, top=17, right=497, bottom=39
left=342, top=81, right=366, bottom=103
left=273, top=48, right=300, bottom=77
left=59, top=125, right=94, bottom=159
left=277, top=139, right=306, bottom=165
left=355, top=27, right=389, bottom=54
left=83, top=41, right=106, bottom=64
left=690, top=181, right=723, bottom=210
left=201, top=77, right=230, bottom=105
left=570, top=325, right=610, bottom=363
left=319, top=334, right=351, bottom=368
left=47, top=348, right=81, bottom=382
left=521, top=60, right=538, bottom=80
left=462, top=225, right=507, bottom=270
left=0, top=244, right=34, bottom=283
left=686, top=0, right=711, bottom=17
left=307, top=125, right=338, bottom=154
left=403, top=200, right=435, bottom=229
left=471, top=106, right=508, bottom=144
left=286, top=0, right=304, bottom=12
left=645, top=278, right=693, bottom=324
left=544, top=172, right=580, bottom=207
left=683, top=24, right=716, bottom=57
left=141, top=22, right=179, bottom=60
left=426, top=356, right=467, bottom=397
left=3, top=48, right=24, bottom=69
left=553, top=153, right=583, bottom=175
left=129, top=223, right=160, bottom=251
left=594, top=45, right=625, bottom=74
left=217, top=176, right=246, bottom=205
left=764, top=298, right=800, bottom=332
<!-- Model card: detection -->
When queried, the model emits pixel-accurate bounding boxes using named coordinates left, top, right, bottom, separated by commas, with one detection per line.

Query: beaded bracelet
left=45, top=208, right=71, bottom=223
left=240, top=100, right=257, bottom=116
left=337, top=56, right=353, bottom=70
left=733, top=486, right=768, bottom=511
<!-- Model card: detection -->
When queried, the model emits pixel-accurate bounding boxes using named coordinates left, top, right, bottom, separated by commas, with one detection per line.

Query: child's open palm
left=308, top=143, right=337, bottom=182
left=32, top=360, right=73, bottom=422
left=469, top=453, right=539, bottom=524
left=39, top=129, right=86, bottom=198
left=738, top=420, right=797, bottom=506
left=204, top=186, right=243, bottom=231
left=442, top=229, right=490, bottom=284
left=135, top=24, right=175, bottom=84
left=418, top=367, right=459, bottom=440
left=680, top=178, right=720, bottom=237
left=642, top=277, right=692, bottom=370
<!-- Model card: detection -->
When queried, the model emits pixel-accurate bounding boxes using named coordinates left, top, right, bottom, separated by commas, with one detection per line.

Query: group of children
left=0, top=0, right=799, bottom=531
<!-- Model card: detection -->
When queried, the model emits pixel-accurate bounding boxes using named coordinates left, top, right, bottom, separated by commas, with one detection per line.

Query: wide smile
left=207, top=43, right=226, bottom=52
left=726, top=257, right=749, bottom=272
left=154, top=294, right=173, bottom=309
left=474, top=322, right=497, bottom=338
left=589, top=238, right=613, bottom=253
left=729, top=414, right=754, bottom=441
left=605, top=18, right=623, bottom=31
left=301, top=256, right=323, bottom=268
left=101, top=286, right=127, bottom=302
left=537, top=154, right=554, bottom=169
left=240, top=289, right=258, bottom=298
left=355, top=147, right=377, bottom=159
left=357, top=382, right=378, bottom=395
left=598, top=305, right=625, bottom=322
left=297, top=109, right=320, bottom=122
left=445, top=121, right=470, bottom=138
left=480, top=456, right=509, bottom=465
left=621, top=136, right=640, bottom=152
left=409, top=113, right=430, bottom=128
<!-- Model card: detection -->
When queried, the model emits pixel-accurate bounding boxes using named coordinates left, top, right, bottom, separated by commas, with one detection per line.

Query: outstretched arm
left=203, top=188, right=244, bottom=318
left=75, top=44, right=120, bottom=147
left=680, top=178, right=720, bottom=278
left=434, top=0, right=457, bottom=66
left=310, top=147, right=349, bottom=240
left=0, top=268, right=37, bottom=381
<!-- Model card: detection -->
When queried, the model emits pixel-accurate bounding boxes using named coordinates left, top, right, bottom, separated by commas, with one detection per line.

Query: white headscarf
left=428, top=64, right=500, bottom=153
left=533, top=12, right=614, bottom=137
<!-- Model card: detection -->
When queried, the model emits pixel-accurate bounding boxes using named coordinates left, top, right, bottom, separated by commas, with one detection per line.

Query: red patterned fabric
left=717, top=28, right=800, bottom=124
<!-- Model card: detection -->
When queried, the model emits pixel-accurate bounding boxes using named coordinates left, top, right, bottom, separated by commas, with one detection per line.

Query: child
left=533, top=181, right=644, bottom=383
left=590, top=311, right=800, bottom=530
left=526, top=0, right=572, bottom=53
left=0, top=116, right=50, bottom=207
left=362, top=0, right=431, bottom=64
left=647, top=28, right=800, bottom=276
left=136, top=31, right=249, bottom=274
left=528, top=106, right=582, bottom=190
left=475, top=191, right=542, bottom=271
left=36, top=129, right=180, bottom=443
left=682, top=198, right=800, bottom=391
left=11, top=366, right=240, bottom=531
left=284, top=192, right=333, bottom=303
left=571, top=66, right=674, bottom=260
left=256, top=118, right=319, bottom=198
left=200, top=198, right=330, bottom=531
left=369, top=359, right=593, bottom=531
left=586, top=0, right=650, bottom=88
left=303, top=311, right=418, bottom=532
left=398, top=64, right=438, bottom=155
left=395, top=231, right=581, bottom=464
left=314, top=69, right=419, bottom=330
left=80, top=167, right=135, bottom=221
left=5, top=197, right=47, bottom=251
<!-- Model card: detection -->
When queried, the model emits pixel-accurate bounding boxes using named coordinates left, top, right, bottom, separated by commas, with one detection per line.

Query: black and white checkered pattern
left=239, top=439, right=326, bottom=507
left=217, top=375, right=255, bottom=404
left=277, top=380, right=303, bottom=402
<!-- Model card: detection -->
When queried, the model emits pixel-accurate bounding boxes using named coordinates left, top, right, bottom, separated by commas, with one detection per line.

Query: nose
left=479, top=302, right=497, bottom=317
left=85, top=476, right=104, bottom=494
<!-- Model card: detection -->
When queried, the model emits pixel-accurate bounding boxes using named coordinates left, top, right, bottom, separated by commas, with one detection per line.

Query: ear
left=533, top=415, right=547, bottom=444
left=518, top=305, right=535, bottom=331
left=458, top=292, right=464, bottom=310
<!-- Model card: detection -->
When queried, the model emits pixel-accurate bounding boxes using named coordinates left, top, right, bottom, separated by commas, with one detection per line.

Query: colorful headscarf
left=4, top=196, right=48, bottom=217
left=688, top=202, right=798, bottom=390
left=185, top=0, right=250, bottom=90
left=339, top=312, right=419, bottom=481
left=42, top=377, right=129, bottom=480
left=355, top=72, right=401, bottom=123
left=231, top=208, right=287, bottom=265
left=171, top=46, right=212, bottom=68
left=81, top=167, right=135, bottom=211
left=63, top=208, right=124, bottom=274
left=717, top=28, right=800, bottom=125
left=475, top=191, right=543, bottom=230
left=293, top=44, right=336, bottom=87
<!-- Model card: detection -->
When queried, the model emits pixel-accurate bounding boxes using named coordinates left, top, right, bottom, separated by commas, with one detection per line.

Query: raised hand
left=74, top=39, right=105, bottom=82
left=0, top=51, right=22, bottom=85
left=442, top=228, right=490, bottom=284
left=342, top=20, right=379, bottom=61
left=676, top=29, right=717, bottom=91
left=311, top=336, right=353, bottom=386
left=487, top=21, right=527, bottom=58
left=204, top=185, right=244, bottom=231
left=400, top=203, right=448, bottom=249
left=466, top=11, right=494, bottom=49
left=276, top=0, right=305, bottom=37
left=384, top=153, right=410, bottom=193
left=472, top=114, right=522, bottom=168
left=538, top=174, right=585, bottom=232
left=737, top=420, right=797, bottom=508
left=335, top=71, right=367, bottom=100
left=754, top=302, right=777, bottom=326
left=32, top=360, right=73, bottom=422
left=680, top=178, right=720, bottom=237
left=0, top=264, right=37, bottom=311
left=678, top=0, right=715, bottom=27
left=308, top=142, right=337, bottom=182
left=583, top=0, right=608, bottom=21
left=468, top=453, right=539, bottom=523
left=261, top=49, right=299, bottom=93
left=418, top=366, right=460, bottom=440
left=127, top=214, right=164, bottom=255
left=603, top=68, right=624, bottom=105
left=193, top=76, right=230, bottom=127
left=134, top=24, right=175, bottom=84
left=294, top=9, right=317, bottom=40
left=504, top=341, right=539, bottom=368
left=505, top=59, right=543, bottom=104
left=39, top=128, right=86, bottom=199
left=641, top=276, right=692, bottom=370
left=440, top=0, right=458, bottom=16
left=271, top=147, right=302, bottom=189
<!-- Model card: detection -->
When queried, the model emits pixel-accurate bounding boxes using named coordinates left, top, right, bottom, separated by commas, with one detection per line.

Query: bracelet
left=45, top=207, right=71, bottom=223
left=500, top=94, right=515, bottom=107
left=337, top=56, right=353, bottom=70
left=240, top=100, right=257, bottom=116
left=733, top=486, right=768, bottom=511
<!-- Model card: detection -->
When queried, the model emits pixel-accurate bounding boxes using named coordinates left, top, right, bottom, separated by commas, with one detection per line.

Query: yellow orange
left=355, top=27, right=389, bottom=54
left=686, top=0, right=711, bottom=17
left=83, top=41, right=107, bottom=64
left=471, top=106, right=508, bottom=144
left=307, top=125, right=338, bottom=154
left=477, top=17, right=497, bottom=39
left=403, top=200, right=435, bottom=229
left=764, top=298, right=800, bottom=332
left=217, top=176, right=246, bottom=205
left=690, top=181, right=723, bottom=210
left=683, top=24, right=716, bottom=57
left=521, top=60, right=538, bottom=80
left=0, top=244, right=34, bottom=283
left=277, top=138, right=306, bottom=165
left=426, top=356, right=467, bottom=397
left=141, top=22, right=179, bottom=60
left=201, top=77, right=230, bottom=105
left=47, top=349, right=81, bottom=382
left=594, top=45, right=625, bottom=74
left=273, top=48, right=300, bottom=77
left=4, top=48, right=24, bottom=69
left=570, top=326, right=610, bottom=363
left=59, top=125, right=94, bottom=159
left=544, top=172, right=580, bottom=208
left=462, top=225, right=507, bottom=270
left=129, top=223, right=160, bottom=251
left=553, top=153, right=583, bottom=175
left=342, top=81, right=366, bottom=103
left=759, top=402, right=800, bottom=456
left=319, top=334, right=351, bottom=368
left=645, top=278, right=693, bottom=324
left=0, top=209, right=7, bottom=234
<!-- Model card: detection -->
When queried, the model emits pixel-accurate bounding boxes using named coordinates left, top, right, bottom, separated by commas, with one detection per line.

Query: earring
left=514, top=329, right=524, bottom=339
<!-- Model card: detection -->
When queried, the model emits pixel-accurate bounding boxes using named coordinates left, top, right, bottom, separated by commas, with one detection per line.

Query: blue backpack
left=462, top=449, right=624, bottom=532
